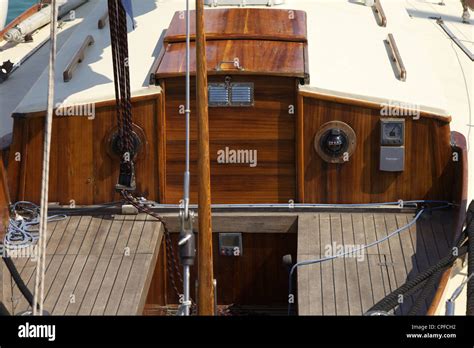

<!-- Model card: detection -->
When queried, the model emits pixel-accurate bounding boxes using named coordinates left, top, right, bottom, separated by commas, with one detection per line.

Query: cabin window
left=208, top=82, right=254, bottom=107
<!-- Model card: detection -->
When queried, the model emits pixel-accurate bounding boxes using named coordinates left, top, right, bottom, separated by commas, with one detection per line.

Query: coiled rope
left=3, top=201, right=66, bottom=250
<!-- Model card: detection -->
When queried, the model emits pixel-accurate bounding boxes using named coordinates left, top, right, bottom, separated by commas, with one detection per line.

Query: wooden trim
left=166, top=35, right=307, bottom=44
left=296, top=92, right=305, bottom=203
left=156, top=70, right=307, bottom=80
left=158, top=80, right=167, bottom=204
left=303, top=43, right=310, bottom=84
left=6, top=120, right=22, bottom=202
left=0, top=158, right=11, bottom=240
left=18, top=120, right=29, bottom=201
left=427, top=131, right=468, bottom=315
left=12, top=92, right=163, bottom=119
left=427, top=270, right=451, bottom=315
left=0, top=3, right=42, bottom=41
left=149, top=44, right=167, bottom=86
left=0, top=161, right=11, bottom=208
left=63, top=35, right=95, bottom=82
left=386, top=33, right=407, bottom=82
left=298, top=90, right=451, bottom=123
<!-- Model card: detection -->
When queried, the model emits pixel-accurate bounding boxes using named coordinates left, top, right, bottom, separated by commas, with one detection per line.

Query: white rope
left=3, top=201, right=66, bottom=250
left=33, top=0, right=59, bottom=316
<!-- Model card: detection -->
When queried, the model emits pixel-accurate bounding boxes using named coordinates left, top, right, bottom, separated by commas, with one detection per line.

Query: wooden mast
left=196, top=0, right=215, bottom=315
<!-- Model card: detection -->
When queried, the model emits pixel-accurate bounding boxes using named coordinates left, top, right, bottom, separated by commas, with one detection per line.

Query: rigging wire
left=177, top=0, right=195, bottom=317
left=183, top=0, right=191, bottom=220
left=32, top=0, right=58, bottom=316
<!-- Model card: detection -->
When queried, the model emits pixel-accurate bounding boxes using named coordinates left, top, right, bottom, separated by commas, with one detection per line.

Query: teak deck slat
left=341, top=214, right=363, bottom=315
left=351, top=214, right=375, bottom=311
left=318, top=213, right=335, bottom=315
left=3, top=214, right=163, bottom=315
left=297, top=211, right=453, bottom=315
left=362, top=214, right=387, bottom=300
left=77, top=216, right=125, bottom=315
left=330, top=214, right=349, bottom=315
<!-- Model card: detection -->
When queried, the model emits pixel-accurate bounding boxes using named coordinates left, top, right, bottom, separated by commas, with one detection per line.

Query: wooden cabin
left=0, top=4, right=469, bottom=315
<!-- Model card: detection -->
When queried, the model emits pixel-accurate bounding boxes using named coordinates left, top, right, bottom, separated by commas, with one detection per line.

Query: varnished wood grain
left=164, top=9, right=307, bottom=43
left=296, top=93, right=305, bottom=202
left=300, top=96, right=454, bottom=203
left=0, top=160, right=10, bottom=239
left=162, top=76, right=297, bottom=204
left=7, top=94, right=162, bottom=205
left=298, top=90, right=451, bottom=123
left=156, top=40, right=306, bottom=79
left=195, top=0, right=216, bottom=315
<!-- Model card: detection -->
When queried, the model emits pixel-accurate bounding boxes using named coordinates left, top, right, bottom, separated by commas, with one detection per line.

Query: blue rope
left=287, top=202, right=451, bottom=315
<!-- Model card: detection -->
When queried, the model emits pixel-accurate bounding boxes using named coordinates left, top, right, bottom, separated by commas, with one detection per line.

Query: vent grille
left=209, top=84, right=229, bottom=106
left=208, top=82, right=254, bottom=107
left=230, top=83, right=253, bottom=105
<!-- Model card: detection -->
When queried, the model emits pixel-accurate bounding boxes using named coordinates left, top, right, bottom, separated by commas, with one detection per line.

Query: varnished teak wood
left=0, top=160, right=10, bottom=240
left=155, top=40, right=306, bottom=79
left=164, top=9, right=307, bottom=43
left=299, top=96, right=454, bottom=203
left=196, top=0, right=215, bottom=316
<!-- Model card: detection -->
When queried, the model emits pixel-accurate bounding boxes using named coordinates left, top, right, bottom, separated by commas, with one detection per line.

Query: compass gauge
left=381, top=119, right=404, bottom=146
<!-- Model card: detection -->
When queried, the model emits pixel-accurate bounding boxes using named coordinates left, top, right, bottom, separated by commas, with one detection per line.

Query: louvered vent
left=209, top=84, right=229, bottom=106
left=230, top=83, right=253, bottom=106
left=208, top=82, right=254, bottom=107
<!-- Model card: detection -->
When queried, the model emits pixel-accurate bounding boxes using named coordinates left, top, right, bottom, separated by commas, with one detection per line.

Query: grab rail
left=386, top=33, right=406, bottom=81
left=63, top=35, right=95, bottom=82
left=373, top=0, right=387, bottom=27
left=98, top=11, right=109, bottom=29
